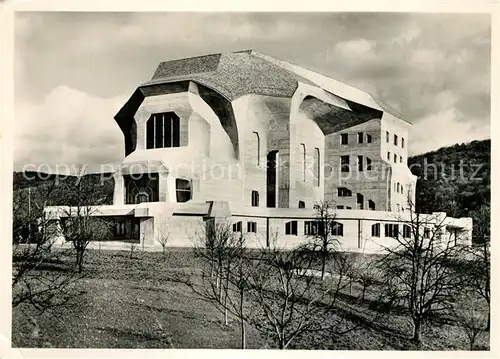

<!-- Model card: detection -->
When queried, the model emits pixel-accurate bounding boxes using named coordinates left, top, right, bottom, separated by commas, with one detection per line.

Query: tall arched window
left=252, top=132, right=260, bottom=167
left=314, top=148, right=320, bottom=187
left=300, top=143, right=306, bottom=182
left=146, top=112, right=180, bottom=149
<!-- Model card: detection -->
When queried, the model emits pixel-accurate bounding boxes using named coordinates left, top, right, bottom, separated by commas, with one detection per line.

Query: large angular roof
left=142, top=49, right=405, bottom=120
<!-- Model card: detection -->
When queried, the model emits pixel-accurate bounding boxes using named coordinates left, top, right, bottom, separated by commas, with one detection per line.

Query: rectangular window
left=285, top=221, right=298, bottom=235
left=176, top=179, right=192, bottom=203
left=367, top=134, right=372, bottom=143
left=247, top=221, right=257, bottom=233
left=394, top=154, right=397, bottom=163
left=403, top=224, right=411, bottom=238
left=341, top=155, right=350, bottom=172
left=397, top=183, right=400, bottom=193
left=402, top=138, right=405, bottom=149
left=366, top=157, right=372, bottom=171
left=394, top=134, right=398, bottom=146
left=357, top=156, right=364, bottom=171
left=372, top=223, right=380, bottom=237
left=331, top=222, right=343, bottom=236
left=146, top=117, right=155, bottom=149
left=401, top=185, right=404, bottom=194
left=385, top=223, right=399, bottom=238
left=251, top=190, right=259, bottom=207
left=124, top=173, right=160, bottom=204
left=424, top=227, right=431, bottom=239
left=232, top=221, right=242, bottom=232
left=400, top=156, right=403, bottom=163
left=358, top=132, right=364, bottom=144
left=341, top=133, right=348, bottom=145
left=304, top=221, right=325, bottom=236
left=386, top=131, right=389, bottom=143
left=337, top=205, right=344, bottom=209
left=387, top=152, right=390, bottom=161
left=146, top=112, right=181, bottom=149
left=346, top=206, right=352, bottom=209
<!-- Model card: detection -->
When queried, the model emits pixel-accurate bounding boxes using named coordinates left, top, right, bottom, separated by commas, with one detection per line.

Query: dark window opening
left=331, top=222, right=344, bottom=236
left=386, top=131, right=389, bottom=143
left=367, top=134, right=372, bottom=143
left=298, top=201, right=305, bottom=209
left=233, top=221, right=242, bottom=232
left=357, top=193, right=364, bottom=210
left=403, top=224, right=412, bottom=238
left=337, top=205, right=344, bottom=209
left=176, top=179, right=192, bottom=203
left=338, top=187, right=352, bottom=197
left=368, top=200, right=375, bottom=210
left=394, top=134, right=398, bottom=146
left=341, top=133, right=348, bottom=145
left=358, top=132, right=363, bottom=144
left=305, top=221, right=325, bottom=236
left=358, top=156, right=364, bottom=171
left=387, top=151, right=391, bottom=161
left=285, top=221, right=298, bottom=235
left=146, top=112, right=181, bottom=149
left=372, top=223, right=380, bottom=237
left=402, top=137, right=405, bottom=149
left=251, top=190, right=259, bottom=207
left=247, top=221, right=257, bottom=233
left=385, top=223, right=399, bottom=238
left=341, top=155, right=350, bottom=172
left=124, top=173, right=159, bottom=204
left=366, top=157, right=372, bottom=171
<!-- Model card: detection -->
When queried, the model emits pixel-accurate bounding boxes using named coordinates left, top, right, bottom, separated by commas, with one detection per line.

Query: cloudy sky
left=14, top=12, right=491, bottom=172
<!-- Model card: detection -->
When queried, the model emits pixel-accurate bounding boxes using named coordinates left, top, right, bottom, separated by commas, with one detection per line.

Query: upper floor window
left=368, top=200, right=375, bottom=210
left=386, top=131, right=390, bottom=143
left=252, top=132, right=260, bottom=167
left=387, top=152, right=391, bottom=161
left=146, top=112, right=180, bottom=149
left=402, top=138, right=405, bottom=149
left=397, top=182, right=400, bottom=193
left=337, top=205, right=344, bottom=209
left=366, top=157, right=372, bottom=171
left=358, top=132, right=364, bottom=144
left=367, top=134, right=372, bottom=143
left=394, top=154, right=397, bottom=163
left=300, top=143, right=306, bottom=182
left=394, top=134, right=398, bottom=146
left=298, top=201, right=305, bottom=209
left=314, top=148, right=320, bottom=187
left=400, top=156, right=403, bottom=164
left=341, top=133, right=349, bottom=145
left=424, top=227, right=431, bottom=239
left=357, top=156, right=364, bottom=171
left=338, top=187, right=352, bottom=197
left=251, top=190, right=259, bottom=207
left=176, top=179, right=192, bottom=203
left=401, top=185, right=404, bottom=194
left=341, top=155, right=350, bottom=172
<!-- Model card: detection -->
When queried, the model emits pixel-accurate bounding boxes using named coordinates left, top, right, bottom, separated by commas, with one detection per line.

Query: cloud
left=333, top=39, right=376, bottom=57
left=410, top=108, right=490, bottom=155
left=15, top=85, right=126, bottom=172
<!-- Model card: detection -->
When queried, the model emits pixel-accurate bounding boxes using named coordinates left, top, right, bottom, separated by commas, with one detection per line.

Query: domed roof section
left=144, top=50, right=316, bottom=99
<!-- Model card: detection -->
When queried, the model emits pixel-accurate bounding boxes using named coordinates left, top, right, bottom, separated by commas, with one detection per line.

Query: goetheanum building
left=47, top=50, right=472, bottom=252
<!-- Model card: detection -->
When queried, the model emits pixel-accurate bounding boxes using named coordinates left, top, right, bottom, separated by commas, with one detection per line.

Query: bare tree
left=59, top=170, right=112, bottom=273
left=188, top=220, right=249, bottom=348
left=305, top=200, right=340, bottom=280
left=155, top=219, right=171, bottom=260
left=12, top=177, right=82, bottom=312
left=243, top=234, right=359, bottom=349
left=378, top=197, right=461, bottom=345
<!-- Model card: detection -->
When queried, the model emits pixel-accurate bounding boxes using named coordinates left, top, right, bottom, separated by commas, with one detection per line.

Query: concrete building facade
left=46, top=50, right=472, bottom=253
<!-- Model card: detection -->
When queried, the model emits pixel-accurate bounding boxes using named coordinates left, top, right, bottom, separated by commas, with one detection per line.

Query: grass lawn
left=12, top=248, right=490, bottom=350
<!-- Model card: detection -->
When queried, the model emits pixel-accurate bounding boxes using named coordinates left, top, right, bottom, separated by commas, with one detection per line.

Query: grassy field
left=12, top=248, right=490, bottom=350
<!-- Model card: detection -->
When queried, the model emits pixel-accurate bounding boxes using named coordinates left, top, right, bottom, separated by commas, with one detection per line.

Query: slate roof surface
left=141, top=50, right=406, bottom=121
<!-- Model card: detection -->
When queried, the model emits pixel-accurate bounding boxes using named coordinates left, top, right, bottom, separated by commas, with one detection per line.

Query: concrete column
left=140, top=217, right=155, bottom=246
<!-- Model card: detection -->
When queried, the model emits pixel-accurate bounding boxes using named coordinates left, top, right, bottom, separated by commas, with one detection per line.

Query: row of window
left=337, top=188, right=376, bottom=210
left=340, top=155, right=373, bottom=172
left=386, top=131, right=405, bottom=149
left=387, top=151, right=404, bottom=164
left=340, top=132, right=373, bottom=145
left=233, top=220, right=432, bottom=239
left=124, top=174, right=192, bottom=204
left=394, top=182, right=404, bottom=194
